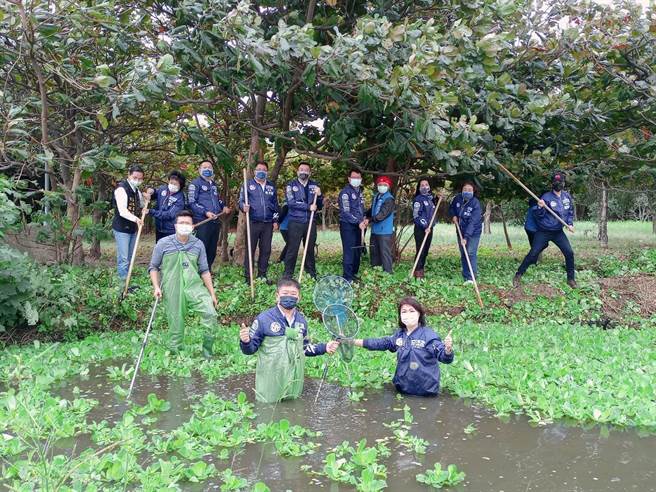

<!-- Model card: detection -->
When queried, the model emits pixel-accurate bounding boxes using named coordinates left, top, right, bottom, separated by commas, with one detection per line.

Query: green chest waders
left=255, top=325, right=305, bottom=403
left=161, top=252, right=217, bottom=355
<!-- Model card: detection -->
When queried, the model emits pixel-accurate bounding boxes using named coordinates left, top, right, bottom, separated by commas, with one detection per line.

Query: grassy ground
left=96, top=220, right=656, bottom=270
left=1, top=222, right=655, bottom=489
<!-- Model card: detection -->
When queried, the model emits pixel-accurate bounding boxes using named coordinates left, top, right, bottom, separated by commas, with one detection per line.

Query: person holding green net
left=349, top=297, right=454, bottom=396
left=239, top=278, right=340, bottom=403
left=148, top=209, right=219, bottom=358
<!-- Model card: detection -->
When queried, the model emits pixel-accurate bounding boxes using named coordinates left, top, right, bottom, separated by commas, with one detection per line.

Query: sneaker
left=126, top=285, right=140, bottom=294
left=567, top=279, right=578, bottom=289
left=414, top=270, right=425, bottom=279
left=512, top=274, right=522, bottom=288
left=463, top=280, right=474, bottom=285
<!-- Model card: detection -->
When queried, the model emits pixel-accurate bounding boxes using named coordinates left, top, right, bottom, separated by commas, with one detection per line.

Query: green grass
left=1, top=224, right=656, bottom=490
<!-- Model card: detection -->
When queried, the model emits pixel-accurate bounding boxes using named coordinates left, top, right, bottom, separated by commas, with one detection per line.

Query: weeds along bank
left=1, top=247, right=656, bottom=489
left=2, top=248, right=656, bottom=422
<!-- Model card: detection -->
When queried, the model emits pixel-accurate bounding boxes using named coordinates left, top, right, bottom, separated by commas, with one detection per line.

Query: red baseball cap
left=376, top=175, right=393, bottom=187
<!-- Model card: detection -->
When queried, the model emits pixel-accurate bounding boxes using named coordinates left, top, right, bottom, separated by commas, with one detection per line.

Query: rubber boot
left=512, top=274, right=522, bottom=288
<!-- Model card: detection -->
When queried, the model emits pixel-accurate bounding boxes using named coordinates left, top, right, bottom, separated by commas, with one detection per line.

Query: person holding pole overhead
left=514, top=171, right=576, bottom=288
left=239, top=160, right=279, bottom=284
left=283, top=161, right=323, bottom=280
left=149, top=170, right=186, bottom=242
left=412, top=179, right=436, bottom=279
left=347, top=297, right=454, bottom=397
left=188, top=160, right=231, bottom=270
left=111, top=165, right=152, bottom=285
left=448, top=181, right=482, bottom=285
left=338, top=168, right=368, bottom=282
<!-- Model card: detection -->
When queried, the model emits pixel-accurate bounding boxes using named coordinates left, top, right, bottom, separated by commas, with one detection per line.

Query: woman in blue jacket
left=412, top=179, right=436, bottom=278
left=448, top=182, right=482, bottom=284
left=149, top=170, right=186, bottom=242
left=349, top=297, right=454, bottom=397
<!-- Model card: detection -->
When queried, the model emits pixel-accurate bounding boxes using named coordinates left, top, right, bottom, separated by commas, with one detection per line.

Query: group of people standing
left=112, top=162, right=578, bottom=404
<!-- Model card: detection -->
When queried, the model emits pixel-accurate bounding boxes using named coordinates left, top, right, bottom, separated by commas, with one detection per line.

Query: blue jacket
left=148, top=185, right=186, bottom=235
left=524, top=199, right=539, bottom=232
left=448, top=194, right=482, bottom=240
left=339, top=184, right=366, bottom=225
left=239, top=306, right=327, bottom=356
left=239, top=179, right=279, bottom=223
left=285, top=178, right=324, bottom=224
left=413, top=194, right=436, bottom=229
left=369, top=191, right=395, bottom=236
left=279, top=204, right=290, bottom=232
left=535, top=190, right=574, bottom=231
left=188, top=177, right=225, bottom=223
left=363, top=326, right=454, bottom=396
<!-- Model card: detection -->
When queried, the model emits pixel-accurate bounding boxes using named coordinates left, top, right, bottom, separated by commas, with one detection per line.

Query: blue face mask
left=462, top=191, right=474, bottom=200
left=279, top=295, right=298, bottom=310
left=255, top=170, right=268, bottom=180
left=201, top=169, right=213, bottom=178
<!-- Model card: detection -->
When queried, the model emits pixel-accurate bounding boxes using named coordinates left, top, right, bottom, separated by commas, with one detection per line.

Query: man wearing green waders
left=239, top=278, right=339, bottom=403
left=149, top=209, right=218, bottom=357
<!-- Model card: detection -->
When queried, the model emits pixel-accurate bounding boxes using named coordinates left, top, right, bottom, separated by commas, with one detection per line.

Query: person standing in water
left=348, top=297, right=454, bottom=396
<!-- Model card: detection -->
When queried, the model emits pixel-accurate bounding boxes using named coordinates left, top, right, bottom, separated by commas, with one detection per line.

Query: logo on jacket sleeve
left=249, top=184, right=256, bottom=191
left=292, top=185, right=299, bottom=192
left=395, top=338, right=404, bottom=347
left=270, top=322, right=282, bottom=333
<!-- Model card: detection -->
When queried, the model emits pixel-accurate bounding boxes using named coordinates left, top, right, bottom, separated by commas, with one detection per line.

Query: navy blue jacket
left=240, top=306, right=327, bottom=356
left=413, top=194, right=436, bottom=229
left=188, top=177, right=225, bottom=223
left=149, top=185, right=186, bottom=235
left=239, top=179, right=279, bottom=223
left=285, top=178, right=323, bottom=224
left=363, top=326, right=454, bottom=396
left=448, top=194, right=482, bottom=240
left=536, top=190, right=574, bottom=231
left=339, top=184, right=366, bottom=225
left=524, top=198, right=539, bottom=232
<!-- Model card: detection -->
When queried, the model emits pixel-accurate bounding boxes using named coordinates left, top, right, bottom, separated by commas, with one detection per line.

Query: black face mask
left=552, top=182, right=563, bottom=192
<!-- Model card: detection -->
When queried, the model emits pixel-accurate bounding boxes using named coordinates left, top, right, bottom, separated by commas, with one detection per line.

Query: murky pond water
left=57, top=361, right=656, bottom=492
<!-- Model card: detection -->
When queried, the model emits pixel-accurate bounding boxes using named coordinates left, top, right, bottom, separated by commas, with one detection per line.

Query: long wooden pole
left=122, top=203, right=149, bottom=300
left=497, top=163, right=573, bottom=231
left=193, top=208, right=228, bottom=229
left=455, top=221, right=484, bottom=308
left=243, top=169, right=255, bottom=299
left=409, top=195, right=444, bottom=279
left=298, top=192, right=319, bottom=284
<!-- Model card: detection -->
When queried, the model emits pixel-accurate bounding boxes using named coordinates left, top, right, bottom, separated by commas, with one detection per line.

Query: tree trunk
left=233, top=94, right=266, bottom=265
left=483, top=201, right=492, bottom=234
left=90, top=176, right=109, bottom=259
left=498, top=204, right=512, bottom=250
left=598, top=181, right=609, bottom=248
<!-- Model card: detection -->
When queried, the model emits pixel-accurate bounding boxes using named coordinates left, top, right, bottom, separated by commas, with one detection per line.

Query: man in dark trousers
left=188, top=160, right=231, bottom=270
left=367, top=175, right=396, bottom=273
left=338, top=168, right=368, bottom=282
left=111, top=165, right=152, bottom=282
left=283, top=161, right=323, bottom=279
left=239, top=160, right=279, bottom=283
left=514, top=171, right=577, bottom=288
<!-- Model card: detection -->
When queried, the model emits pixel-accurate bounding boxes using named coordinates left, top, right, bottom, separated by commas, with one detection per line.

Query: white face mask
left=176, top=223, right=193, bottom=236
left=400, top=311, right=420, bottom=328
left=377, top=185, right=389, bottom=194
left=350, top=178, right=362, bottom=188
left=168, top=183, right=180, bottom=193
left=128, top=178, right=142, bottom=188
